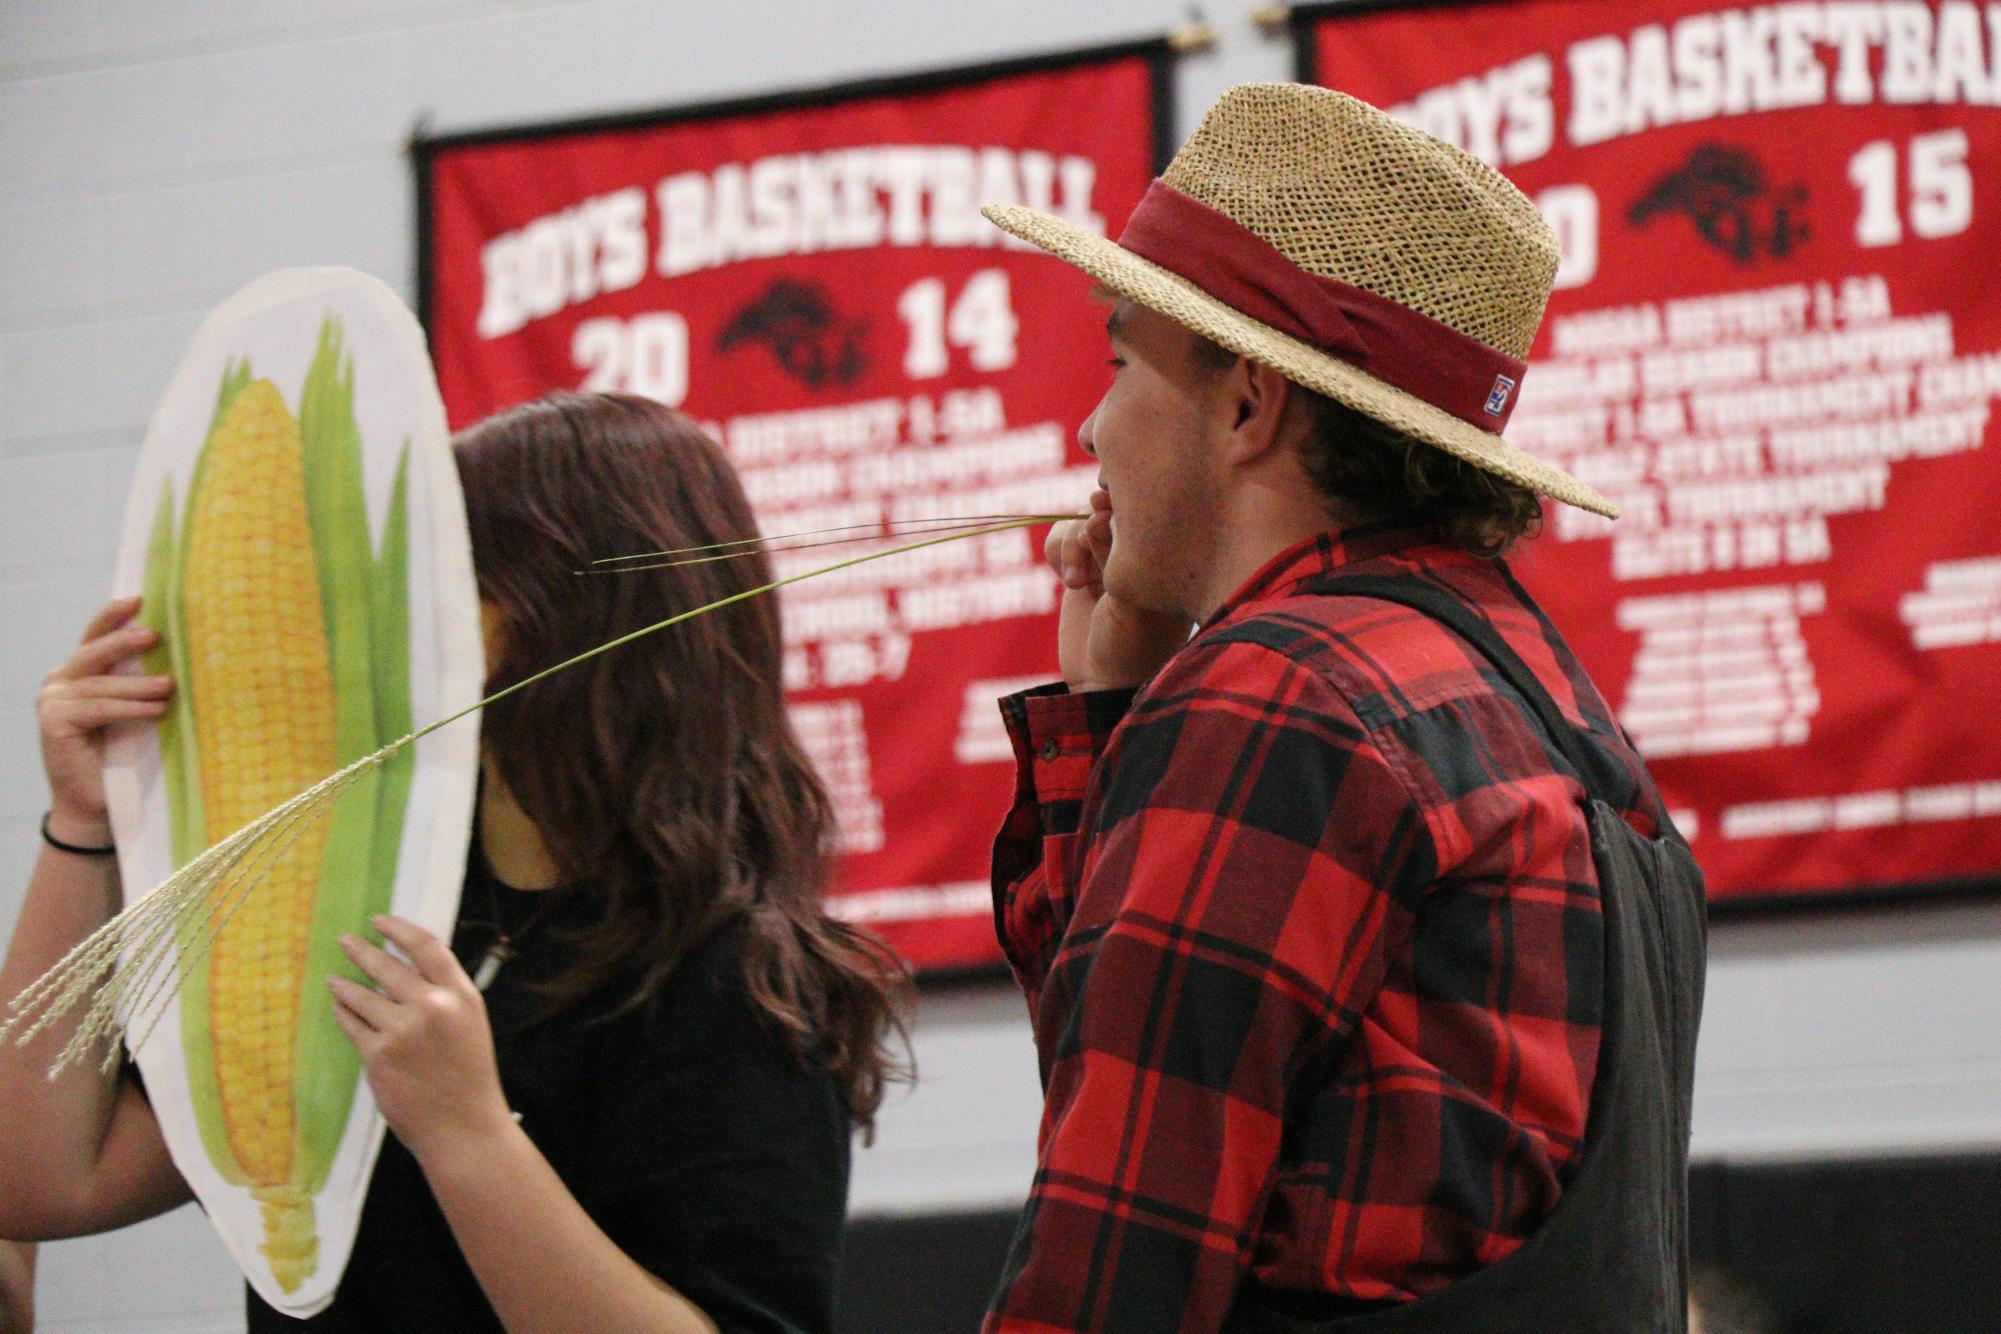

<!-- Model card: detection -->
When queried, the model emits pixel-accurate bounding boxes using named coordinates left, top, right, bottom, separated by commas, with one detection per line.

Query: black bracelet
left=41, top=812, right=116, bottom=856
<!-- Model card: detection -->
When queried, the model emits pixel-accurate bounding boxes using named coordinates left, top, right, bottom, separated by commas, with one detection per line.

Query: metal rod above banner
left=1166, top=20, right=1220, bottom=54
left=1249, top=5, right=1293, bottom=36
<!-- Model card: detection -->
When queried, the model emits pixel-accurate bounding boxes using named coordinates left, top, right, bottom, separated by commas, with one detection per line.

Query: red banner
left=417, top=49, right=1167, bottom=969
left=1302, top=0, right=2001, bottom=903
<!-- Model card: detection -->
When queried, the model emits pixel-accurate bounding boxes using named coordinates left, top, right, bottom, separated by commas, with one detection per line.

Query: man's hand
left=1046, top=490, right=1192, bottom=692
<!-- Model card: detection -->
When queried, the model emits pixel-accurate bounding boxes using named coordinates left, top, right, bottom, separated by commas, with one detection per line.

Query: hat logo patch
left=1485, top=375, right=1518, bottom=417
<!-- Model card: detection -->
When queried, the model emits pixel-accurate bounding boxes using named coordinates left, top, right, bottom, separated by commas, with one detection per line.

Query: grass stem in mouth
left=589, top=513, right=1078, bottom=568
left=580, top=514, right=1081, bottom=575
left=476, top=513, right=1069, bottom=733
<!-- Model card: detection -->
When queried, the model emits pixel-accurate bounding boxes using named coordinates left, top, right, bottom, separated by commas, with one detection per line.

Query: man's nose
left=1077, top=403, right=1100, bottom=459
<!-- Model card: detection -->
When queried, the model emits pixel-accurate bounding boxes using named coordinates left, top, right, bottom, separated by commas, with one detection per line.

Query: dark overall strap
left=1313, top=573, right=1622, bottom=804
left=1224, top=571, right=1704, bottom=1334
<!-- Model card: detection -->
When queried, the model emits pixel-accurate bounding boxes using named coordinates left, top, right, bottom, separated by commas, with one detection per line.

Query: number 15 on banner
left=1850, top=129, right=1974, bottom=248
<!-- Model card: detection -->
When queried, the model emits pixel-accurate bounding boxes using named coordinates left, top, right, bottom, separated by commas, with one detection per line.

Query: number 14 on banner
left=898, top=269, right=1019, bottom=378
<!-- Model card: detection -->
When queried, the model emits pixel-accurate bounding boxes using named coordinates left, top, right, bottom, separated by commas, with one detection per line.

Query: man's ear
left=1222, top=358, right=1295, bottom=466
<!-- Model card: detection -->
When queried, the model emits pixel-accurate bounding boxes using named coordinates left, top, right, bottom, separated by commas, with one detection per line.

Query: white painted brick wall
left=3, top=2, right=1998, bottom=1330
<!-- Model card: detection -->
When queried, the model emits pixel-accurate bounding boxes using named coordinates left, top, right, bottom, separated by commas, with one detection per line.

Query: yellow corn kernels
left=178, top=377, right=337, bottom=1289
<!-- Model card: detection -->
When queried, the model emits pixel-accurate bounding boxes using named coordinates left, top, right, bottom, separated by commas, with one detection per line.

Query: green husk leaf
left=207, top=356, right=252, bottom=438
left=364, top=440, right=414, bottom=908
left=292, top=318, right=382, bottom=1189
left=139, top=477, right=203, bottom=869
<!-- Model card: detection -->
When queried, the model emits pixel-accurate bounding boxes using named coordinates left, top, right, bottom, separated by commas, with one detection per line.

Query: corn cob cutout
left=138, top=323, right=413, bottom=1293
left=0, top=266, right=1059, bottom=1304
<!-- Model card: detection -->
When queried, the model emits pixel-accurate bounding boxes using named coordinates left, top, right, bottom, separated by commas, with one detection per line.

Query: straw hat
left=982, top=82, right=1615, bottom=518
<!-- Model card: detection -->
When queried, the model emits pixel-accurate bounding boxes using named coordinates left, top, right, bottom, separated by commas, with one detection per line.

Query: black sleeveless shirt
left=245, top=846, right=851, bottom=1333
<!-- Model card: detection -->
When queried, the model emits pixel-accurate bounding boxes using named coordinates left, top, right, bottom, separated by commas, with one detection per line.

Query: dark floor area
left=838, top=1153, right=2001, bottom=1333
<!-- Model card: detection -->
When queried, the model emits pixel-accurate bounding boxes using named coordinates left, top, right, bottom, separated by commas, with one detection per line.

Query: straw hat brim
left=983, top=203, right=1617, bottom=519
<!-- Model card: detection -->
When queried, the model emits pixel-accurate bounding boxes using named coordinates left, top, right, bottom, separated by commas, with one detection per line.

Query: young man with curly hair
left=982, top=84, right=1705, bottom=1334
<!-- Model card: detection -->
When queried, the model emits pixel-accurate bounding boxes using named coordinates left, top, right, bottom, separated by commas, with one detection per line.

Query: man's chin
left=1100, top=556, right=1133, bottom=604
left=1102, top=560, right=1179, bottom=620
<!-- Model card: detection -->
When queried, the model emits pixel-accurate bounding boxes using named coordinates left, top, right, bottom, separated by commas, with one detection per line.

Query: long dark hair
left=453, top=392, right=911, bottom=1133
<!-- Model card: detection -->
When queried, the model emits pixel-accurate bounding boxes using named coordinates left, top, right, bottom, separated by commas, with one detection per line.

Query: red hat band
left=1116, top=181, right=1531, bottom=434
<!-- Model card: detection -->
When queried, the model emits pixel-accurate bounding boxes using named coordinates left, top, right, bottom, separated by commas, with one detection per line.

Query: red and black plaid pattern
left=986, top=525, right=1664, bottom=1333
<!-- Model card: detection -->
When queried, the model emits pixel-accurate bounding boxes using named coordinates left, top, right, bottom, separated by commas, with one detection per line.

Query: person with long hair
left=0, top=392, right=909, bottom=1332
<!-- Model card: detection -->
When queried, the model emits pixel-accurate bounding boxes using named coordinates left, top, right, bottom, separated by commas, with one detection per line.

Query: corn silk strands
left=3, top=512, right=1077, bottom=1077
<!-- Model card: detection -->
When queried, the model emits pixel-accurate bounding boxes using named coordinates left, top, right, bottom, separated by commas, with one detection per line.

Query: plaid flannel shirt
left=986, top=525, right=1663, bottom=1334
